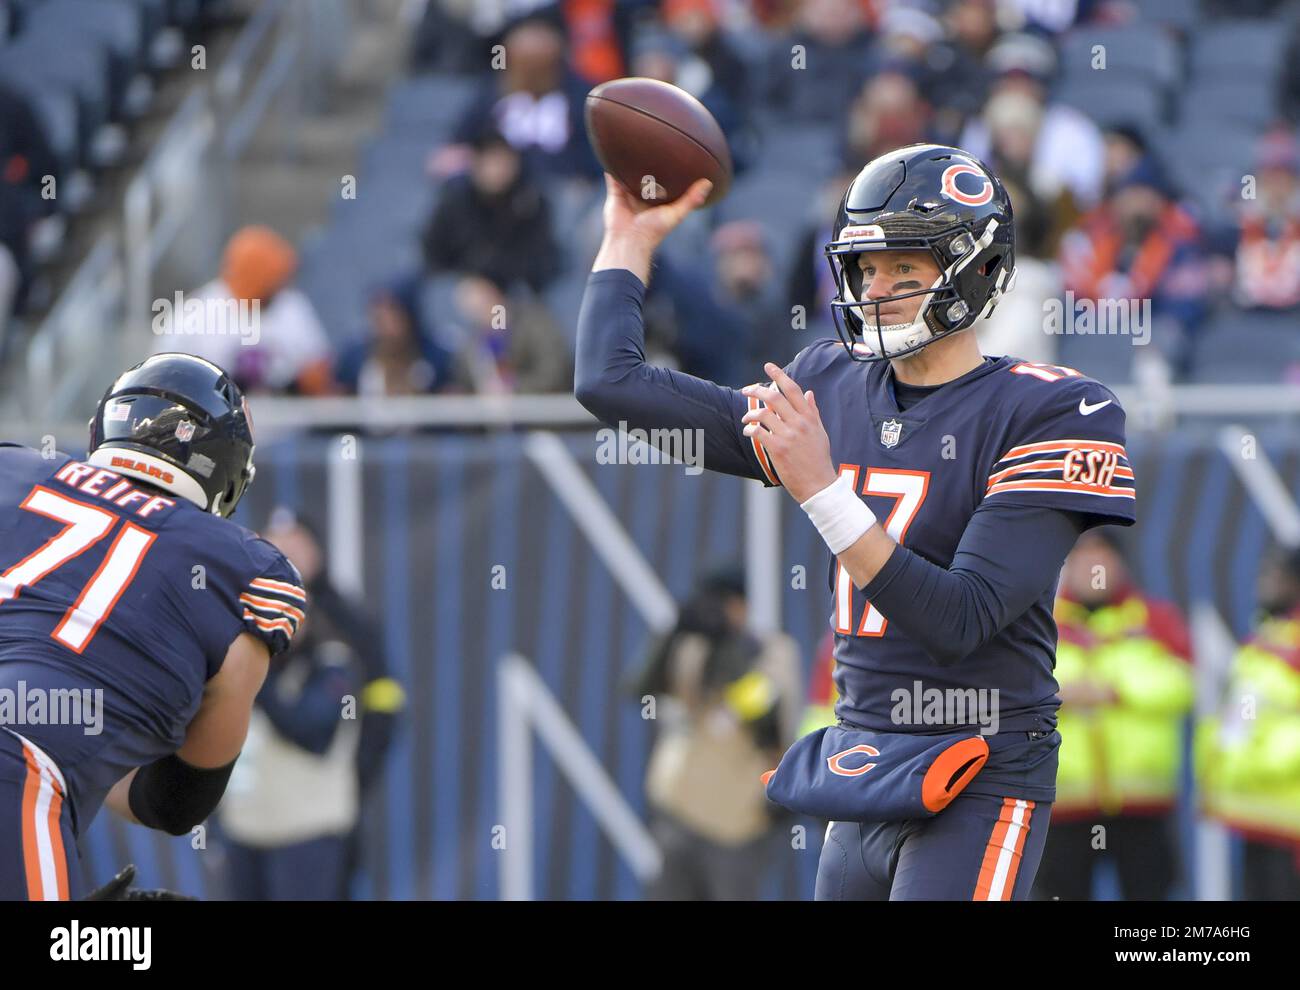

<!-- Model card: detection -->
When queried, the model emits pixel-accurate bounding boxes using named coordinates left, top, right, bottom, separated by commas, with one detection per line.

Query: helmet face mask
left=88, top=354, right=256, bottom=518
left=824, top=145, right=1017, bottom=362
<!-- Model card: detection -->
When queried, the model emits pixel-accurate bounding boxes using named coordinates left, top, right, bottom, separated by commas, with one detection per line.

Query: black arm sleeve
left=859, top=503, right=1085, bottom=667
left=574, top=268, right=766, bottom=481
left=127, top=753, right=238, bottom=836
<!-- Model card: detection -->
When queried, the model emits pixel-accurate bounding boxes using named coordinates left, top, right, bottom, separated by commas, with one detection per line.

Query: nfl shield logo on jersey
left=880, top=419, right=902, bottom=448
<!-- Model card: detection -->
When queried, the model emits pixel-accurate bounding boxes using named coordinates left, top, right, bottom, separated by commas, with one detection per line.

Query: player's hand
left=598, top=173, right=713, bottom=255
left=741, top=363, right=839, bottom=504
left=82, top=863, right=198, bottom=901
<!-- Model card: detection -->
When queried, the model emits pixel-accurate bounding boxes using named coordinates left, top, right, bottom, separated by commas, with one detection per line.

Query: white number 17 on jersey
left=833, top=466, right=930, bottom=637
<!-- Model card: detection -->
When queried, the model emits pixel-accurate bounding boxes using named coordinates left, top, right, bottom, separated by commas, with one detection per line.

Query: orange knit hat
left=221, top=225, right=298, bottom=302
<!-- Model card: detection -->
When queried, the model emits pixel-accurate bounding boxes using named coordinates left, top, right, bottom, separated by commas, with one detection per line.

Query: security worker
left=1196, top=548, right=1300, bottom=900
left=632, top=568, right=802, bottom=900
left=1033, top=529, right=1193, bottom=900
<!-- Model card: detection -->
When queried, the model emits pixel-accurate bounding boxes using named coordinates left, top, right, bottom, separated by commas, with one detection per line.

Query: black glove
left=82, top=864, right=198, bottom=901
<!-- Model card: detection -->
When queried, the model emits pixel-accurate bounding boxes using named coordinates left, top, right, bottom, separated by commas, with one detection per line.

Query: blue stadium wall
left=73, top=427, right=1300, bottom=899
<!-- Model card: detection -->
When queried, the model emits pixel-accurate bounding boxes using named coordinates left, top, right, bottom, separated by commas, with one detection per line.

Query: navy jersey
left=739, top=342, right=1135, bottom=739
left=576, top=268, right=1137, bottom=801
left=0, top=443, right=304, bottom=833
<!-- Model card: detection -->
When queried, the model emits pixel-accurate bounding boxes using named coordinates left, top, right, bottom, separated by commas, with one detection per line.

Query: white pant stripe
left=7, top=732, right=67, bottom=900
left=986, top=799, right=1029, bottom=900
left=31, top=767, right=59, bottom=900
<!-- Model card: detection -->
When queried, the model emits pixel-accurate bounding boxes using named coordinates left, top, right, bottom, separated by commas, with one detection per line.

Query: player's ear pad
left=763, top=726, right=989, bottom=821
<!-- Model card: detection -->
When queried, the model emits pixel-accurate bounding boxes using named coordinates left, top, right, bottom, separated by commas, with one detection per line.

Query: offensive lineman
left=0, top=354, right=303, bottom=899
left=575, top=144, right=1135, bottom=900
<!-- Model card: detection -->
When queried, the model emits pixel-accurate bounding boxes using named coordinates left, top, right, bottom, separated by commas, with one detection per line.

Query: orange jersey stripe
left=239, top=592, right=306, bottom=623
left=986, top=459, right=1135, bottom=488
left=746, top=394, right=780, bottom=486
left=243, top=609, right=295, bottom=635
left=986, top=479, right=1136, bottom=498
left=997, top=438, right=1128, bottom=462
left=249, top=577, right=306, bottom=601
left=973, top=807, right=1013, bottom=900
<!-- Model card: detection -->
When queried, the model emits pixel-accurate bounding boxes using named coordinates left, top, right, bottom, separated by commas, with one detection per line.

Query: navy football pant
left=815, top=791, right=1052, bottom=901
left=0, top=729, right=81, bottom=900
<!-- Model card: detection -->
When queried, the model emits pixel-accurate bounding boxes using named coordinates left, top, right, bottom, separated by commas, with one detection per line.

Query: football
left=584, top=76, right=733, bottom=210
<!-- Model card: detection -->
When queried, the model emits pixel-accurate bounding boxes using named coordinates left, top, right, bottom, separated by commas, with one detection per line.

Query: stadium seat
left=1163, top=120, right=1260, bottom=209
left=297, top=234, right=371, bottom=342
left=1133, top=0, right=1203, bottom=31
left=0, top=59, right=80, bottom=177
left=544, top=269, right=591, bottom=348
left=1187, top=310, right=1300, bottom=383
left=1057, top=328, right=1138, bottom=385
left=722, top=24, right=774, bottom=70
left=1189, top=20, right=1289, bottom=81
left=751, top=122, right=841, bottom=180
left=25, top=1, right=149, bottom=117
left=715, top=165, right=821, bottom=279
left=330, top=167, right=434, bottom=242
left=123, top=0, right=166, bottom=44
left=164, top=0, right=205, bottom=28
left=359, top=134, right=435, bottom=184
left=1059, top=25, right=1181, bottom=92
left=298, top=220, right=425, bottom=343
left=1179, top=79, right=1280, bottom=130
left=385, top=75, right=480, bottom=138
left=0, top=34, right=111, bottom=168
left=416, top=272, right=465, bottom=350
left=1053, top=75, right=1166, bottom=131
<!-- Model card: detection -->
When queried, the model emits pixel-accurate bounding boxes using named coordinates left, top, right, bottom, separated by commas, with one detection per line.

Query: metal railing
left=124, top=87, right=218, bottom=341
left=6, top=383, right=1300, bottom=443
left=22, top=234, right=125, bottom=423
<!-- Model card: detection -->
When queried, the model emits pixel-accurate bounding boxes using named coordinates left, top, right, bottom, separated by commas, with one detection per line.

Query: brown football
left=585, top=77, right=733, bottom=210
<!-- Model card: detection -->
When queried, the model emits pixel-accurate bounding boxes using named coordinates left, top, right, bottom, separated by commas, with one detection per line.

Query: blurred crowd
left=392, top=0, right=1300, bottom=392
left=8, top=0, right=1300, bottom=397
left=1, top=0, right=222, bottom=353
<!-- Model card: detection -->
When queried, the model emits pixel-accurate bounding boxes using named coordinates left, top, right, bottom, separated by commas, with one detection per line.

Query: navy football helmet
left=825, top=144, right=1017, bottom=361
left=88, top=353, right=255, bottom=517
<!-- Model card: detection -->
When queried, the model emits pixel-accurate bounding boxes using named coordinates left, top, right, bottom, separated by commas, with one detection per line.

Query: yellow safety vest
left=1054, top=595, right=1194, bottom=816
left=798, top=702, right=837, bottom=739
left=1196, top=616, right=1300, bottom=841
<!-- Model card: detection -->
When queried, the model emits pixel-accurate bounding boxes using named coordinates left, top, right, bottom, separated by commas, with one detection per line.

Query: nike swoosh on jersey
left=1078, top=398, right=1112, bottom=416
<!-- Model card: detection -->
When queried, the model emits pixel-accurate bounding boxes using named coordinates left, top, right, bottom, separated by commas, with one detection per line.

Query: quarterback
left=0, top=354, right=303, bottom=899
left=575, top=144, right=1135, bottom=900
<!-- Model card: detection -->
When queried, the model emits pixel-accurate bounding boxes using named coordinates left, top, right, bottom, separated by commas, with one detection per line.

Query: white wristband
left=799, top=475, right=877, bottom=554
